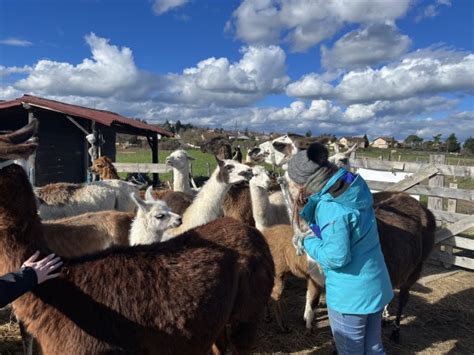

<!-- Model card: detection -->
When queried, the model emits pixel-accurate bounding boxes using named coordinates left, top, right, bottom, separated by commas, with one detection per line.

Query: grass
left=116, top=147, right=217, bottom=182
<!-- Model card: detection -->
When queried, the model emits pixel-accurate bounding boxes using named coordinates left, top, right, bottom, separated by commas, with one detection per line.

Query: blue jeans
left=328, top=308, right=385, bottom=355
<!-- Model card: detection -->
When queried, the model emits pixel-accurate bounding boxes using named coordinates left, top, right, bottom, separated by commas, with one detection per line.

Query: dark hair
left=306, top=142, right=329, bottom=166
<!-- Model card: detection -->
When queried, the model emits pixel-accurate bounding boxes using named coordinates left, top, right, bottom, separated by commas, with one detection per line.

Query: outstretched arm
left=0, top=251, right=62, bottom=307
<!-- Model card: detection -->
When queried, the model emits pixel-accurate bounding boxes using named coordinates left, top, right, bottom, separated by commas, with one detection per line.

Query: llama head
left=89, top=156, right=117, bottom=176
left=165, top=149, right=195, bottom=170
left=216, top=158, right=253, bottom=184
left=250, top=165, right=271, bottom=190
left=254, top=140, right=286, bottom=166
left=0, top=120, right=38, bottom=162
left=328, top=144, right=357, bottom=170
left=131, top=191, right=182, bottom=240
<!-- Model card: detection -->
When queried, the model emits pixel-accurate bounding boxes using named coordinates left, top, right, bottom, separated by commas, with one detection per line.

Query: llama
left=89, top=156, right=120, bottom=179
left=249, top=166, right=322, bottom=331
left=35, top=179, right=140, bottom=220
left=285, top=145, right=436, bottom=342
left=165, top=149, right=195, bottom=195
left=129, top=189, right=182, bottom=245
left=43, top=211, right=134, bottom=257
left=0, top=119, right=275, bottom=354
left=165, top=158, right=254, bottom=236
left=249, top=166, right=290, bottom=231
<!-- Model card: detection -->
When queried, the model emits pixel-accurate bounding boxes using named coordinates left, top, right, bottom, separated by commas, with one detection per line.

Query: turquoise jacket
left=302, top=168, right=393, bottom=315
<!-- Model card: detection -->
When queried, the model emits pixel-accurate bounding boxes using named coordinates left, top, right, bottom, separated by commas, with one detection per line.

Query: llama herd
left=0, top=120, right=436, bottom=354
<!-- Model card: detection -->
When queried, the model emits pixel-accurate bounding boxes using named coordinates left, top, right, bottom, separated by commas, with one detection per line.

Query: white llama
left=129, top=188, right=182, bottom=245
left=167, top=158, right=254, bottom=236
left=165, top=149, right=195, bottom=195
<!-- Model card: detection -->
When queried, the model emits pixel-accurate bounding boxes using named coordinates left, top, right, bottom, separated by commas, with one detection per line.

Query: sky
left=0, top=0, right=473, bottom=141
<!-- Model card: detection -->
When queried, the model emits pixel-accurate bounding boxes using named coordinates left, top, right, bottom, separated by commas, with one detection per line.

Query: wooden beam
left=428, top=155, right=445, bottom=212
left=366, top=180, right=473, bottom=201
left=151, top=134, right=159, bottom=186
left=383, top=164, right=439, bottom=192
left=435, top=215, right=474, bottom=244
left=113, top=163, right=170, bottom=174
left=432, top=210, right=472, bottom=223
left=352, top=158, right=474, bottom=178
left=430, top=251, right=474, bottom=270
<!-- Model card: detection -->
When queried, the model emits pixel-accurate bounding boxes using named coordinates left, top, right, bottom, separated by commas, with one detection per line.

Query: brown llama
left=43, top=211, right=134, bottom=257
left=89, top=156, right=120, bottom=179
left=0, top=120, right=275, bottom=354
left=373, top=191, right=436, bottom=341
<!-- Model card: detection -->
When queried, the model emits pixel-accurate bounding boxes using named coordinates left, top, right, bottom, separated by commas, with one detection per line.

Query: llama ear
left=185, top=153, right=195, bottom=161
left=130, top=193, right=148, bottom=212
left=144, top=186, right=156, bottom=202
left=0, top=119, right=38, bottom=145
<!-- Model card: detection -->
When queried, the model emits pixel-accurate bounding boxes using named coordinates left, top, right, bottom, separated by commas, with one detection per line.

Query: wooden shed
left=0, top=94, right=173, bottom=186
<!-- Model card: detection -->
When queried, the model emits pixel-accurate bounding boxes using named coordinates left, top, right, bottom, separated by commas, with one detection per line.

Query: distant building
left=371, top=136, right=397, bottom=149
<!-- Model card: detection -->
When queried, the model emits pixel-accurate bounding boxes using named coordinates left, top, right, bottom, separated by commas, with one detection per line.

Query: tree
left=404, top=134, right=423, bottom=149
left=175, top=120, right=183, bottom=134
left=305, top=129, right=312, bottom=137
left=463, top=137, right=474, bottom=154
left=363, top=134, right=369, bottom=148
left=445, top=133, right=460, bottom=153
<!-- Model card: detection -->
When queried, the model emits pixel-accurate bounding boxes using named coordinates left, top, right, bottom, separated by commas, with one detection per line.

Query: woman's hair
left=291, top=183, right=311, bottom=230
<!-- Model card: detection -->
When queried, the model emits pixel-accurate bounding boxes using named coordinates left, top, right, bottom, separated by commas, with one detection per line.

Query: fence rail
left=353, top=154, right=474, bottom=271
left=113, top=162, right=170, bottom=174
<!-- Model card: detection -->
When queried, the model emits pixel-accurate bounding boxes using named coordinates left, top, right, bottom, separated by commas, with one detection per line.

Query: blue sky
left=1, top=0, right=473, bottom=141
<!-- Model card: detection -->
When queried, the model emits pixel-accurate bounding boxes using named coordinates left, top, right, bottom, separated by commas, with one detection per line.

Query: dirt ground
left=1, top=264, right=472, bottom=355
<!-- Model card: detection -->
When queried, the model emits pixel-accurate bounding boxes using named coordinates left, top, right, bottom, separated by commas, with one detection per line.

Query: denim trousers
left=328, top=308, right=385, bottom=355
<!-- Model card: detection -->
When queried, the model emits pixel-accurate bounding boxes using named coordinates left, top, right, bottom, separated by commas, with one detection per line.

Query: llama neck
left=249, top=182, right=270, bottom=231
left=173, top=166, right=192, bottom=195
left=102, top=167, right=120, bottom=180
left=178, top=168, right=230, bottom=231
left=129, top=212, right=164, bottom=246
left=0, top=165, right=43, bottom=274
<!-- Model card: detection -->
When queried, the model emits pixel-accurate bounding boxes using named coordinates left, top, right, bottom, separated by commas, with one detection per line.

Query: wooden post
left=428, top=154, right=445, bottom=266
left=152, top=134, right=159, bottom=186
left=27, top=110, right=36, bottom=186
left=442, top=183, right=458, bottom=269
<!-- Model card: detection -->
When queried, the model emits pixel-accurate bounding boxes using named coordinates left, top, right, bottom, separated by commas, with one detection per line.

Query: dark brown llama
left=373, top=191, right=436, bottom=341
left=0, top=120, right=274, bottom=355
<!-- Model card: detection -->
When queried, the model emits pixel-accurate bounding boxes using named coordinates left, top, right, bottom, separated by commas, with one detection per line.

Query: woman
left=0, top=251, right=62, bottom=307
left=288, top=142, right=393, bottom=355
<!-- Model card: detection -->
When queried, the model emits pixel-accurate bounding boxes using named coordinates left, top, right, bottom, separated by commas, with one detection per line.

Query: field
left=1, top=264, right=473, bottom=354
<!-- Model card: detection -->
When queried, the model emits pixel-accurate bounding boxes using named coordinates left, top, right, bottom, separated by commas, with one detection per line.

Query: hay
left=1, top=265, right=473, bottom=354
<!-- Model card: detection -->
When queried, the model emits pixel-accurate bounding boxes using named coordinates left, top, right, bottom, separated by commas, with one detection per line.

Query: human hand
left=22, top=251, right=63, bottom=284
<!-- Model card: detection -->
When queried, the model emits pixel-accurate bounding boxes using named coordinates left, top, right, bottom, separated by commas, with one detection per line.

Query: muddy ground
left=1, top=264, right=472, bottom=354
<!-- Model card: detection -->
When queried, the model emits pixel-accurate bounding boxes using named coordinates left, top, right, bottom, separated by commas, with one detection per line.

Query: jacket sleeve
left=303, top=212, right=353, bottom=270
left=0, top=267, right=38, bottom=308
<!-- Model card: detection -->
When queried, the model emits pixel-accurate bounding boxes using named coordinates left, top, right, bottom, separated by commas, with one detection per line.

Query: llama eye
left=155, top=214, right=164, bottom=219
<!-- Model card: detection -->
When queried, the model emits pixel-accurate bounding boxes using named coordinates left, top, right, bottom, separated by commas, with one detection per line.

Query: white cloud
left=321, top=24, right=411, bottom=69
left=0, top=38, right=33, bottom=47
left=416, top=0, right=452, bottom=22
left=153, top=0, right=189, bottom=15
left=0, top=65, right=31, bottom=77
left=336, top=48, right=474, bottom=103
left=286, top=74, right=334, bottom=99
left=158, top=45, right=289, bottom=106
left=228, top=0, right=412, bottom=51
left=14, top=33, right=158, bottom=100
left=289, top=47, right=474, bottom=103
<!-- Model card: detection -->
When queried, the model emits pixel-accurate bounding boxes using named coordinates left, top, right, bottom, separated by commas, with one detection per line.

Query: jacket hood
left=300, top=169, right=372, bottom=223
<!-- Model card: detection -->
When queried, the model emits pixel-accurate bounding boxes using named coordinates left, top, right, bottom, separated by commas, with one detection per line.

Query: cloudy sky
left=0, top=0, right=473, bottom=140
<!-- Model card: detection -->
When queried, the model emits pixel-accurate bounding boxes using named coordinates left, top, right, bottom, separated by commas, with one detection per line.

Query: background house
left=0, top=95, right=172, bottom=186
left=371, top=136, right=397, bottom=149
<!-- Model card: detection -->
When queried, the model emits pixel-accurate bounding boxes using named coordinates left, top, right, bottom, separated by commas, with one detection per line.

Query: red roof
left=0, top=94, right=173, bottom=137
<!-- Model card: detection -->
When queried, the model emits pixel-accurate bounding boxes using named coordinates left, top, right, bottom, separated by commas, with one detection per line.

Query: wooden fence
left=351, top=155, right=474, bottom=270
